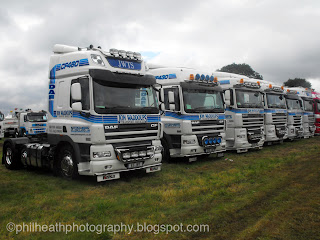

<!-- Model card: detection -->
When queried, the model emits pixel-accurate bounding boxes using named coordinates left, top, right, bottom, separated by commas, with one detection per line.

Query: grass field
left=0, top=137, right=319, bottom=240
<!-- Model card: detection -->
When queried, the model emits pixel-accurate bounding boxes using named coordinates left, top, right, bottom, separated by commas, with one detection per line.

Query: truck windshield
left=266, top=93, right=286, bottom=109
left=304, top=100, right=313, bottom=111
left=286, top=99, right=302, bottom=110
left=27, top=114, right=47, bottom=122
left=182, top=89, right=224, bottom=113
left=0, top=112, right=4, bottom=121
left=235, top=90, right=263, bottom=108
left=317, top=102, right=320, bottom=112
left=93, top=79, right=159, bottom=114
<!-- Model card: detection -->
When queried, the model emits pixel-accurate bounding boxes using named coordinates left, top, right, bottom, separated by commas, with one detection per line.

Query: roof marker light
left=119, top=50, right=126, bottom=58
left=189, top=74, right=194, bottom=80
left=195, top=74, right=200, bottom=80
left=126, top=51, right=134, bottom=59
left=133, top=52, right=141, bottom=60
left=109, top=48, right=119, bottom=57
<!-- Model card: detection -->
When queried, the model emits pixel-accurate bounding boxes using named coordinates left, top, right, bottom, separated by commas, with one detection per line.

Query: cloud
left=0, top=0, right=320, bottom=114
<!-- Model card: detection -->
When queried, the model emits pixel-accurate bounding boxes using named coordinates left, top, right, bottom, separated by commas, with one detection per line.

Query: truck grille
left=191, top=120, right=224, bottom=134
left=104, top=123, right=159, bottom=143
left=293, top=115, right=302, bottom=126
left=242, top=114, right=264, bottom=128
left=271, top=113, right=287, bottom=127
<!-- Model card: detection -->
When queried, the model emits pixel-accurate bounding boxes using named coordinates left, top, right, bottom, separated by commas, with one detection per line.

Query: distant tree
left=283, top=78, right=312, bottom=88
left=217, top=63, right=263, bottom=80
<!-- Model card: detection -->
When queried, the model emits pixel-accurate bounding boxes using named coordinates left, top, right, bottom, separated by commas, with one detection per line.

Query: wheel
left=161, top=139, right=171, bottom=162
left=56, top=144, right=79, bottom=179
left=20, top=146, right=28, bottom=166
left=3, top=142, right=22, bottom=169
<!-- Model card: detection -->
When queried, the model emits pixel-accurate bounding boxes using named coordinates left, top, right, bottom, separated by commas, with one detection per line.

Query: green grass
left=0, top=137, right=320, bottom=239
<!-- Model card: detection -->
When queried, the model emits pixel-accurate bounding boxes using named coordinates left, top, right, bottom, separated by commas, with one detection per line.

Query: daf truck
left=2, top=44, right=163, bottom=182
left=284, top=88, right=304, bottom=140
left=312, top=90, right=320, bottom=135
left=17, top=111, right=47, bottom=137
left=260, top=82, right=288, bottom=144
left=149, top=67, right=226, bottom=162
left=288, top=87, right=315, bottom=138
left=217, top=76, right=265, bottom=153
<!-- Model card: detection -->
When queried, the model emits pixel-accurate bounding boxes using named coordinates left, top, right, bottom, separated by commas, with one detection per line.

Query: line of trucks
left=1, top=44, right=319, bottom=182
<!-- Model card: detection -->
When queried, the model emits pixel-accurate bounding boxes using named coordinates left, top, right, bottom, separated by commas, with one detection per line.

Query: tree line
left=217, top=63, right=312, bottom=88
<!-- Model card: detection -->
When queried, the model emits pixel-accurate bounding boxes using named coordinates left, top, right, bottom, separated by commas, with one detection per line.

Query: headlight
left=208, top=138, right=213, bottom=145
left=93, top=151, right=111, bottom=158
left=131, top=152, right=139, bottom=158
left=122, top=152, right=131, bottom=159
left=183, top=139, right=196, bottom=145
left=154, top=146, right=163, bottom=152
left=147, top=149, right=155, bottom=156
left=91, top=54, right=105, bottom=66
left=217, top=138, right=222, bottom=144
left=139, top=151, right=147, bottom=157
left=236, top=135, right=246, bottom=139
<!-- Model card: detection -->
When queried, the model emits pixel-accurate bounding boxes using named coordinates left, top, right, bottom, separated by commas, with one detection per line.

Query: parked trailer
left=149, top=67, right=226, bottom=162
left=2, top=44, right=163, bottom=182
left=3, top=113, right=19, bottom=138
left=216, top=75, right=265, bottom=153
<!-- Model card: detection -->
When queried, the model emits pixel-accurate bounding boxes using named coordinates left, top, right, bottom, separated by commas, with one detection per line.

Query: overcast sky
left=1, top=0, right=320, bottom=114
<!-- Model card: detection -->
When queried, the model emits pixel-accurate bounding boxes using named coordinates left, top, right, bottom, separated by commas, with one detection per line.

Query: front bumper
left=170, top=134, right=226, bottom=158
left=78, top=141, right=162, bottom=181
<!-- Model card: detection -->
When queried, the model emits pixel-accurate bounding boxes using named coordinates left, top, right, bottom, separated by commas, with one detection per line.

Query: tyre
left=20, top=146, right=28, bottom=166
left=161, top=139, right=171, bottom=162
left=56, top=144, right=79, bottom=179
left=3, top=142, right=22, bottom=170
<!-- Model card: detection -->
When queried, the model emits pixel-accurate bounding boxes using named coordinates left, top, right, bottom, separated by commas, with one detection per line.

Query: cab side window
left=164, top=87, right=180, bottom=111
left=71, top=77, right=90, bottom=111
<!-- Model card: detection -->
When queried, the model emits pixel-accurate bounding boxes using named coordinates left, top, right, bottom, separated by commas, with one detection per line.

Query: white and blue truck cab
left=260, top=82, right=288, bottom=144
left=217, top=76, right=265, bottom=153
left=284, top=88, right=304, bottom=140
left=149, top=67, right=226, bottom=162
left=288, top=87, right=315, bottom=138
left=17, top=111, right=47, bottom=137
left=2, top=44, right=162, bottom=182
left=0, top=111, right=4, bottom=139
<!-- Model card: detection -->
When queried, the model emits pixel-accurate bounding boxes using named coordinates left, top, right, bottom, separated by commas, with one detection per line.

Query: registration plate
left=97, top=173, right=120, bottom=182
left=127, top=161, right=143, bottom=169
left=146, top=166, right=161, bottom=173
